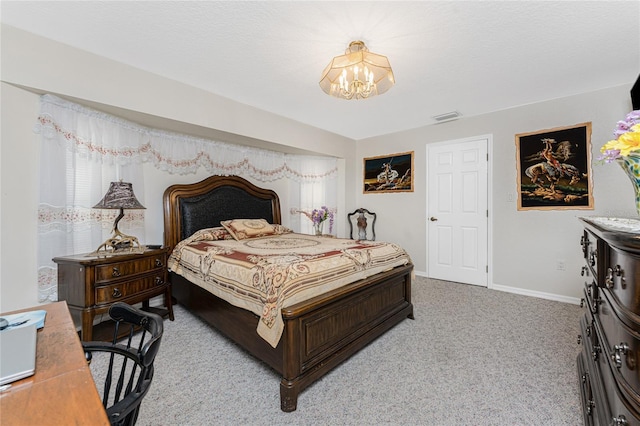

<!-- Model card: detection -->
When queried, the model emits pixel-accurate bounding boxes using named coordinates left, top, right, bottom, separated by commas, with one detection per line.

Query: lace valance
left=34, top=94, right=338, bottom=182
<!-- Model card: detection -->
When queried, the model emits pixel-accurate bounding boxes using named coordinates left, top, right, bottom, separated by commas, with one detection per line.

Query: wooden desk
left=0, top=301, right=109, bottom=426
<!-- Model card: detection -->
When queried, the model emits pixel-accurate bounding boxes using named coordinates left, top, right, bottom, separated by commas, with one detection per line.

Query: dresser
left=53, top=248, right=174, bottom=341
left=578, top=217, right=640, bottom=425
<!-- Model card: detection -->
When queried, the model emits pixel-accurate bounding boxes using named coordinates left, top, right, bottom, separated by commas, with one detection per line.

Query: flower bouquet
left=291, top=206, right=335, bottom=235
left=600, top=109, right=640, bottom=214
left=600, top=110, right=640, bottom=162
left=310, top=206, right=334, bottom=235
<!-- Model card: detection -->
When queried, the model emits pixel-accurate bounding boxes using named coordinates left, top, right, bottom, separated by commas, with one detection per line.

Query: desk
left=0, top=301, right=109, bottom=425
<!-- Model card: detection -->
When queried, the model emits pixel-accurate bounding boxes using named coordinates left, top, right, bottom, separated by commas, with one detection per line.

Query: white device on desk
left=0, top=322, right=37, bottom=385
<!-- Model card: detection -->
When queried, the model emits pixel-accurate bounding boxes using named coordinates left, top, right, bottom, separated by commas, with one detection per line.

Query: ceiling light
left=319, top=41, right=394, bottom=100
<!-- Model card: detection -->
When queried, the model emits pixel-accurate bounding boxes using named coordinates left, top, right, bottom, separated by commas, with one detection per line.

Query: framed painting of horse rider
left=515, top=122, right=593, bottom=211
left=363, top=151, right=414, bottom=193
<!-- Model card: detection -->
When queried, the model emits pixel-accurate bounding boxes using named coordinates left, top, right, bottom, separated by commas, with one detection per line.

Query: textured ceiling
left=1, top=1, right=639, bottom=140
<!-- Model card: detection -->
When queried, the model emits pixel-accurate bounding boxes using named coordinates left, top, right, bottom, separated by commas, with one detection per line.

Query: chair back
left=83, top=302, right=164, bottom=426
left=348, top=208, right=377, bottom=241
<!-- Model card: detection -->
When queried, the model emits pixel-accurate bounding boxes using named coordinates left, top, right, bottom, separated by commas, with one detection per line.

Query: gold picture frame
left=515, top=122, right=593, bottom=211
left=363, top=151, right=414, bottom=193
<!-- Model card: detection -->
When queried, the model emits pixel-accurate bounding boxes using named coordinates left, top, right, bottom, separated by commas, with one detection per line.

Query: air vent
left=433, top=111, right=461, bottom=123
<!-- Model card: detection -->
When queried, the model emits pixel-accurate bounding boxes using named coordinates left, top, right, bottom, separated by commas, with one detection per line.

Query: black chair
left=83, top=302, right=164, bottom=426
left=348, top=208, right=377, bottom=241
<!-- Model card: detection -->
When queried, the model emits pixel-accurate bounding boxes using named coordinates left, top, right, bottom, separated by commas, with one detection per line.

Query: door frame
left=425, top=134, right=494, bottom=289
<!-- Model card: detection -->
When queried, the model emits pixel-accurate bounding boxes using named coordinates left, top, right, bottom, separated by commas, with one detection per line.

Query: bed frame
left=163, top=175, right=414, bottom=412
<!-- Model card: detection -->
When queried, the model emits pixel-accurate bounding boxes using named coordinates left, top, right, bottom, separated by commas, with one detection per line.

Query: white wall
left=357, top=84, right=636, bottom=302
left=0, top=83, right=41, bottom=310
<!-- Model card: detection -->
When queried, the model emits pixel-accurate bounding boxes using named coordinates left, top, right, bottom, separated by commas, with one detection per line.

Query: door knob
left=430, top=217, right=438, bottom=221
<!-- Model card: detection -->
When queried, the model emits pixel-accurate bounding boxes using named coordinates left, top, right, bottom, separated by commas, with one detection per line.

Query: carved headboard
left=163, top=175, right=281, bottom=251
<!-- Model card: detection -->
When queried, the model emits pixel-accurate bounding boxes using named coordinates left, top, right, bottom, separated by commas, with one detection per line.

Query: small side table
left=53, top=248, right=174, bottom=341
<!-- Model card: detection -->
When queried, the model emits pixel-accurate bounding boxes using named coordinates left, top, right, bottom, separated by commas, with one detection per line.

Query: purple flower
left=310, top=206, right=334, bottom=233
left=598, top=149, right=622, bottom=163
left=613, top=110, right=640, bottom=138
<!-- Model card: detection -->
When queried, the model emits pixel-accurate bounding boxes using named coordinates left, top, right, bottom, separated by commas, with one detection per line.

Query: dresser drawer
left=581, top=303, right=597, bottom=350
left=582, top=230, right=607, bottom=286
left=583, top=280, right=600, bottom=315
left=580, top=313, right=612, bottom=425
left=94, top=254, right=166, bottom=284
left=95, top=274, right=165, bottom=305
left=596, top=328, right=640, bottom=425
left=605, top=246, right=640, bottom=320
left=577, top=351, right=596, bottom=426
left=599, top=292, right=640, bottom=404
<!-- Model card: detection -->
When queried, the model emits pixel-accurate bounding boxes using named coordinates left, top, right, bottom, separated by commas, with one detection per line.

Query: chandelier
left=319, top=41, right=395, bottom=100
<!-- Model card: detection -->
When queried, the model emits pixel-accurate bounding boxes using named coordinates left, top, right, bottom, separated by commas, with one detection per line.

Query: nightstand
left=53, top=248, right=174, bottom=341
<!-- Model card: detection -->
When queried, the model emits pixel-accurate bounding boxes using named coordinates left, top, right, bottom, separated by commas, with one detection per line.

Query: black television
left=632, top=74, right=640, bottom=110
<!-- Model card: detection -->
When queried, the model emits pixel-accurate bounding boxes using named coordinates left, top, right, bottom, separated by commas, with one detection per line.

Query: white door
left=427, top=137, right=488, bottom=286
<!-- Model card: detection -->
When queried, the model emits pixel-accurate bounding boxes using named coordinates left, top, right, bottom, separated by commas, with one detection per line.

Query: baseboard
left=413, top=270, right=581, bottom=306
left=490, top=283, right=581, bottom=305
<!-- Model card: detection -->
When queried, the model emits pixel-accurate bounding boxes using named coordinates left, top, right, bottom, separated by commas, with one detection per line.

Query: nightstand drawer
left=94, top=255, right=166, bottom=284
left=95, top=274, right=165, bottom=304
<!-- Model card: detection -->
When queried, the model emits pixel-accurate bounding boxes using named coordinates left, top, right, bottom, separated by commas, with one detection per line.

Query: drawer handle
left=112, top=267, right=121, bottom=277
left=611, top=343, right=630, bottom=369
left=589, top=251, right=597, bottom=267
left=112, top=288, right=122, bottom=298
left=155, top=258, right=163, bottom=268
left=592, top=345, right=600, bottom=362
left=581, top=266, right=588, bottom=276
left=605, top=265, right=623, bottom=289
left=580, top=235, right=590, bottom=255
left=577, top=334, right=582, bottom=345
left=154, top=276, right=163, bottom=286
left=580, top=298, right=585, bottom=308
left=612, top=415, right=628, bottom=425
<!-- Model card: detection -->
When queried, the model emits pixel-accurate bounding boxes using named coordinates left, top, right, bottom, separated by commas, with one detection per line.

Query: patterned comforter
left=168, top=230, right=412, bottom=347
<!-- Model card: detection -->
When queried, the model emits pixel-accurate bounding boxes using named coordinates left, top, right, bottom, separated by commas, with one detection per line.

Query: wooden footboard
left=170, top=263, right=413, bottom=412
left=279, top=263, right=413, bottom=411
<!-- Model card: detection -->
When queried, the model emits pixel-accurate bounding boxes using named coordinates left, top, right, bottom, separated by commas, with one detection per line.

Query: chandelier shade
left=319, top=41, right=395, bottom=100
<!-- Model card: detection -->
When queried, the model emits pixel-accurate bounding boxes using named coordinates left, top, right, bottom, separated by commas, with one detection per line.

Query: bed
left=163, top=175, right=414, bottom=411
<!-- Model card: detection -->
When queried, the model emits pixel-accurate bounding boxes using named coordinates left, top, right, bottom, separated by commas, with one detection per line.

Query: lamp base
left=93, top=229, right=144, bottom=254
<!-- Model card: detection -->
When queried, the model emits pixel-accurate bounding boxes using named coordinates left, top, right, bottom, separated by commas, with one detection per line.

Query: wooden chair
left=348, top=208, right=377, bottom=241
left=83, top=302, right=164, bottom=426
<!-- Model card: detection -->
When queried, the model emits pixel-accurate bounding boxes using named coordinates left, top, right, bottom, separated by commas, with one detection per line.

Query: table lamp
left=93, top=181, right=145, bottom=253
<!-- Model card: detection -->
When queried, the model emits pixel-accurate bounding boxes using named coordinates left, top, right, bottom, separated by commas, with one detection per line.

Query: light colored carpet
left=124, top=276, right=582, bottom=425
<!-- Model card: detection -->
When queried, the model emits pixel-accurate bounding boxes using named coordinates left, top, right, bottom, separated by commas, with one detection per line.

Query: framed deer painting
left=363, top=151, right=414, bottom=193
left=515, top=122, right=593, bottom=211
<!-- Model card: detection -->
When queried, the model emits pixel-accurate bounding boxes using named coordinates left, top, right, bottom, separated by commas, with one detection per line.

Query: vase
left=618, top=152, right=640, bottom=216
left=313, top=222, right=324, bottom=236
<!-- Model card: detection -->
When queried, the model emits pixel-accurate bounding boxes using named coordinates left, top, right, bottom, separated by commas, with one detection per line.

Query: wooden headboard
left=163, top=175, right=281, bottom=251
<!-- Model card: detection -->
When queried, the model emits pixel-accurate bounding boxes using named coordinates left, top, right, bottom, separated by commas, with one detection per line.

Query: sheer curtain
left=35, top=95, right=338, bottom=302
left=36, top=97, right=147, bottom=302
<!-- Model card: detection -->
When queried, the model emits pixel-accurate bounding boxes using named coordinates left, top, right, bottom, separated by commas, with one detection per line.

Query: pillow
left=186, top=227, right=235, bottom=243
left=168, top=227, right=235, bottom=269
left=220, top=219, right=292, bottom=241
